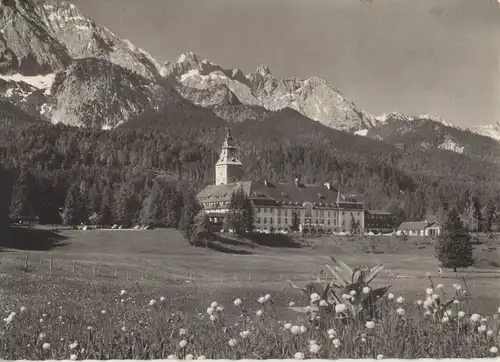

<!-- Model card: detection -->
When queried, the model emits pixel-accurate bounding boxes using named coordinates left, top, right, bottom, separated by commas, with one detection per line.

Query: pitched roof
left=197, top=180, right=363, bottom=207
left=366, top=210, right=392, bottom=215
left=398, top=221, right=429, bottom=230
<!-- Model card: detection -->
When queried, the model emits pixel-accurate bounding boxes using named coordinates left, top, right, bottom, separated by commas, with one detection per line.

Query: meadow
left=0, top=226, right=499, bottom=359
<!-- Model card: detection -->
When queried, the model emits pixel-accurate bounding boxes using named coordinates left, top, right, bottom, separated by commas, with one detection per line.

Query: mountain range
left=1, top=0, right=500, bottom=158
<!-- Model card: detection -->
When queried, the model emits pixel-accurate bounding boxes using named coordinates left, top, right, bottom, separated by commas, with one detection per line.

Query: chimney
left=324, top=182, right=331, bottom=190
left=294, top=177, right=300, bottom=188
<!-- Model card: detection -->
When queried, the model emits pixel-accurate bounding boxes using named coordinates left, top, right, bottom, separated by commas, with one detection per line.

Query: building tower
left=215, top=128, right=244, bottom=185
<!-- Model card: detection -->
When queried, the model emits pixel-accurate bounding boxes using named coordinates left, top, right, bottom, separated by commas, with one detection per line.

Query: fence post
left=23, top=253, right=28, bottom=270
left=153, top=271, right=157, bottom=280
left=49, top=257, right=53, bottom=272
left=113, top=268, right=117, bottom=279
left=72, top=262, right=76, bottom=273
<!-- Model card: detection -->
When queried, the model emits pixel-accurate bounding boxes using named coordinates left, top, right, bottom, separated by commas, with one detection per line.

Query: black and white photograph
left=0, top=0, right=499, bottom=360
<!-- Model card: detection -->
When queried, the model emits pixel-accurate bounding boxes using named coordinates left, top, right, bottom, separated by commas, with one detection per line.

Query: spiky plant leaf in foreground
left=288, top=257, right=390, bottom=322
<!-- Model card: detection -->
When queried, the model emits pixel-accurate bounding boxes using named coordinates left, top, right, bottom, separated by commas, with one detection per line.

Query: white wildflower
left=209, top=315, right=216, bottom=321
left=478, top=325, right=487, bottom=333
left=210, top=301, right=218, bottom=308
left=185, top=354, right=194, bottom=360
left=264, top=293, right=271, bottom=301
left=69, top=341, right=78, bottom=350
left=179, top=340, right=188, bottom=348
left=332, top=338, right=341, bottom=348
left=436, top=284, right=444, bottom=289
left=258, top=296, right=266, bottom=304
left=70, top=354, right=77, bottom=361
left=387, top=293, right=394, bottom=300
left=335, top=303, right=346, bottom=313
left=101, top=310, right=107, bottom=315
left=310, top=293, right=320, bottom=303
left=160, top=296, right=166, bottom=302
left=432, top=294, right=439, bottom=301
left=197, top=356, right=206, bottom=360
left=294, top=352, right=305, bottom=359
left=228, top=338, right=237, bottom=347
left=284, top=323, right=292, bottom=330
left=457, top=311, right=465, bottom=318
left=38, top=332, right=47, bottom=340
left=299, top=325, right=307, bottom=334
left=179, top=328, right=187, bottom=336
left=349, top=290, right=357, bottom=296
left=309, top=343, right=321, bottom=354
left=216, top=306, right=224, bottom=312
left=289, top=301, right=295, bottom=307
left=291, top=325, right=301, bottom=335
left=365, top=321, right=375, bottom=329
left=416, top=300, right=423, bottom=306
left=487, top=330, right=494, bottom=337
left=489, top=346, right=498, bottom=354
left=426, top=288, right=434, bottom=295
left=167, top=355, right=176, bottom=360
left=120, top=290, right=127, bottom=296
left=206, top=307, right=214, bottom=315
left=377, top=354, right=384, bottom=360
left=240, top=330, right=250, bottom=338
left=42, top=343, right=50, bottom=350
left=363, top=286, right=371, bottom=294
left=149, top=299, right=156, bottom=306
left=470, top=313, right=481, bottom=322
left=396, top=296, right=405, bottom=304
left=20, top=307, right=26, bottom=313
left=441, top=316, right=450, bottom=323
left=256, top=309, right=263, bottom=317
left=233, top=298, right=242, bottom=307
left=396, top=307, right=405, bottom=316
left=319, top=300, right=328, bottom=307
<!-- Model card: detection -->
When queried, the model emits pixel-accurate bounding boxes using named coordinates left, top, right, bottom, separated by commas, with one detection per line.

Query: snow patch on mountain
left=438, top=137, right=465, bottom=154
left=354, top=129, right=369, bottom=136
left=468, top=122, right=500, bottom=141
left=0, top=73, right=55, bottom=91
left=163, top=52, right=375, bottom=132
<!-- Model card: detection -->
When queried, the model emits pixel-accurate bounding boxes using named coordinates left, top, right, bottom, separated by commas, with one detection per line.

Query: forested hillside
left=0, top=92, right=499, bottom=231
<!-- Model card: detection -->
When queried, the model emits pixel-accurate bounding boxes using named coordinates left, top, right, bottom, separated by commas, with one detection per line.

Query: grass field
left=0, top=226, right=499, bottom=309
left=0, top=226, right=499, bottom=359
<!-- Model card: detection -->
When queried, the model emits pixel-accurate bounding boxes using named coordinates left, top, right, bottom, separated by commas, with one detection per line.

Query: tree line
left=0, top=99, right=499, bottom=235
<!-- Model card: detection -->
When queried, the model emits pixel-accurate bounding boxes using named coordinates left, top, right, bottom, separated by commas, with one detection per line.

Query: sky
left=71, top=0, right=500, bottom=128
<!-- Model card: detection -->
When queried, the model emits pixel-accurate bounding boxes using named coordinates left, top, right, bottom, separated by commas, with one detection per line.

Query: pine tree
left=242, top=196, right=254, bottom=234
left=180, top=187, right=202, bottom=241
left=481, top=198, right=496, bottom=232
left=225, top=187, right=249, bottom=235
left=113, top=183, right=138, bottom=227
left=350, top=213, right=359, bottom=235
left=62, top=182, right=83, bottom=226
left=190, top=211, right=212, bottom=246
left=435, top=207, right=473, bottom=272
left=9, top=167, right=35, bottom=222
left=291, top=210, right=300, bottom=232
left=99, top=185, right=113, bottom=226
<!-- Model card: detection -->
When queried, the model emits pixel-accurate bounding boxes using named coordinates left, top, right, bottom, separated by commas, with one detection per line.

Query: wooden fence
left=0, top=252, right=319, bottom=284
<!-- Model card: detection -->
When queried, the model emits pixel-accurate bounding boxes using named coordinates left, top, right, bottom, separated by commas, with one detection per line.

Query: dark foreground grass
left=0, top=273, right=499, bottom=360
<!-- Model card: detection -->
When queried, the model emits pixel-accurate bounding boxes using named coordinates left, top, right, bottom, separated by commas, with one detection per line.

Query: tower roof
left=223, top=127, right=236, bottom=149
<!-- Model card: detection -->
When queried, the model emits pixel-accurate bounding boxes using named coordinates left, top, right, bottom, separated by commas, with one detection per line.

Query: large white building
left=197, top=129, right=365, bottom=234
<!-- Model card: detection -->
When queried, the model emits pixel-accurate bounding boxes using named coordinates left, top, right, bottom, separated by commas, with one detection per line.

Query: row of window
left=256, top=217, right=347, bottom=226
left=256, top=207, right=361, bottom=217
